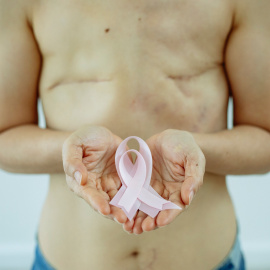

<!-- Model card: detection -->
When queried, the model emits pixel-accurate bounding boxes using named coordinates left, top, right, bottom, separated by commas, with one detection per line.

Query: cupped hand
left=123, top=129, right=205, bottom=234
left=62, top=125, right=128, bottom=224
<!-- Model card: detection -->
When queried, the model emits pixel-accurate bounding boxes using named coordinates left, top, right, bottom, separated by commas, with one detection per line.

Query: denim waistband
left=31, top=233, right=56, bottom=270
left=214, top=223, right=245, bottom=270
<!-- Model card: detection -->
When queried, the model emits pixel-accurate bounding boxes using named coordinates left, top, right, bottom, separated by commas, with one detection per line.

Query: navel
left=130, top=250, right=139, bottom=257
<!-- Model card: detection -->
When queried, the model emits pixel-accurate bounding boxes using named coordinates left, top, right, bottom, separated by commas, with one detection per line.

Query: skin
left=62, top=126, right=205, bottom=232
left=0, top=0, right=270, bottom=269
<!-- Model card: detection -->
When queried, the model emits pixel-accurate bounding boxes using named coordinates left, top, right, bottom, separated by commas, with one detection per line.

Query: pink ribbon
left=109, top=136, right=181, bottom=221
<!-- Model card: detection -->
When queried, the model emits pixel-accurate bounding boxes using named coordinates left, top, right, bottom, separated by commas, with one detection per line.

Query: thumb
left=62, top=139, right=88, bottom=185
left=180, top=158, right=204, bottom=205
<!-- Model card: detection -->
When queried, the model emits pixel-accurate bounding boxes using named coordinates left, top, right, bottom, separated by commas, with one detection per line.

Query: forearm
left=192, top=125, right=270, bottom=175
left=0, top=124, right=71, bottom=174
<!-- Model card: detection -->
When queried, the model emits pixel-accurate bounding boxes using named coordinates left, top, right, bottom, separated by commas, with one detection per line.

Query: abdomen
left=38, top=173, right=237, bottom=270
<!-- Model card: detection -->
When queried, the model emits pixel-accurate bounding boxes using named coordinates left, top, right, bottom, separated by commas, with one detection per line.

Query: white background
left=0, top=100, right=269, bottom=270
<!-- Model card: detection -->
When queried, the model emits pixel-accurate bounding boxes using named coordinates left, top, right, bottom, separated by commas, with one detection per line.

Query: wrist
left=190, top=132, right=209, bottom=152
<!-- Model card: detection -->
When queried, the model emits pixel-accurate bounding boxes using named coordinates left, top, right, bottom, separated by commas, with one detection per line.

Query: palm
left=80, top=139, right=131, bottom=223
left=150, top=166, right=184, bottom=208
left=123, top=135, right=186, bottom=234
left=63, top=126, right=129, bottom=223
left=81, top=146, right=123, bottom=218
left=64, top=127, right=204, bottom=233
left=123, top=130, right=205, bottom=234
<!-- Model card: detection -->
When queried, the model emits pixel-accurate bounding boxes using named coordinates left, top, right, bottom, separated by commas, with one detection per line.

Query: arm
left=193, top=1, right=270, bottom=175
left=0, top=2, right=126, bottom=222
left=0, top=1, right=70, bottom=174
left=0, top=125, right=71, bottom=173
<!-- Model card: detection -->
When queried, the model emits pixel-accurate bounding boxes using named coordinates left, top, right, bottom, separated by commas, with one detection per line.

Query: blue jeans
left=31, top=236, right=55, bottom=270
left=31, top=231, right=246, bottom=270
left=214, top=234, right=246, bottom=270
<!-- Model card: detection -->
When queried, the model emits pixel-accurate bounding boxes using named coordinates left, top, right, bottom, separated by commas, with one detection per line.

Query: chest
left=33, top=0, right=233, bottom=66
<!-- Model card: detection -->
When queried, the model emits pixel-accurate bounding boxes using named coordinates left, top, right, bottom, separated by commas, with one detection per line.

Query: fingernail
left=74, top=171, right=82, bottom=185
left=189, top=191, right=194, bottom=205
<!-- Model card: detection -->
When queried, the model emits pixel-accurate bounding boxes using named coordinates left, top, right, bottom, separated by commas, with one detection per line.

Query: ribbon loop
left=118, top=150, right=146, bottom=212
left=109, top=136, right=181, bottom=221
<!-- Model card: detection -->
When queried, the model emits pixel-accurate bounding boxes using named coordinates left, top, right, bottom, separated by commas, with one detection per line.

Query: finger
left=141, top=216, right=156, bottom=232
left=123, top=219, right=135, bottom=233
left=110, top=206, right=128, bottom=224
left=132, top=211, right=148, bottom=235
left=62, top=138, right=88, bottom=185
left=156, top=191, right=184, bottom=228
left=181, top=155, right=205, bottom=205
left=78, top=185, right=111, bottom=215
left=107, top=189, right=128, bottom=223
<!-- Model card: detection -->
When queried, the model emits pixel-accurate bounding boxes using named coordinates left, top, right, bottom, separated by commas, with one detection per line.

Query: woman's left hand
left=123, top=129, right=206, bottom=234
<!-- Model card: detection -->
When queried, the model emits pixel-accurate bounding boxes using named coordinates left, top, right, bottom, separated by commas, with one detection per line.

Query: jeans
left=214, top=233, right=246, bottom=270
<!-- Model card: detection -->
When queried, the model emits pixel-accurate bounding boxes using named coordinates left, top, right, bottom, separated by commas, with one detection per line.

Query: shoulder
left=0, top=0, right=41, bottom=133
left=0, top=0, right=36, bottom=26
left=234, top=0, right=270, bottom=28
left=224, top=0, right=270, bottom=131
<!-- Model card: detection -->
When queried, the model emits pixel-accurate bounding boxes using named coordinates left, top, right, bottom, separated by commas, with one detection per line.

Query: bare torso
left=29, top=0, right=237, bottom=269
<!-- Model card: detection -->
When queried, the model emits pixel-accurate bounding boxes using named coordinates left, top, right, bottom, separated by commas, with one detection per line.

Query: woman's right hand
left=62, top=125, right=128, bottom=224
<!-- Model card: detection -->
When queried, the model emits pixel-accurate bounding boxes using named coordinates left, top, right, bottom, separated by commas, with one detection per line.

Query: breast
left=33, top=0, right=233, bottom=73
left=39, top=67, right=229, bottom=139
left=33, top=0, right=232, bottom=135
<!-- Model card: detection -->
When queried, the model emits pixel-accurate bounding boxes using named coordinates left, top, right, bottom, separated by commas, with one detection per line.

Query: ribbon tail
left=138, top=186, right=182, bottom=218
left=124, top=200, right=141, bottom=221
left=147, top=185, right=163, bottom=198
left=162, top=202, right=182, bottom=210
left=118, top=185, right=141, bottom=213
left=139, top=203, right=160, bottom=218
left=147, top=185, right=182, bottom=210
left=118, top=152, right=146, bottom=213
left=138, top=187, right=168, bottom=209
left=110, top=185, right=141, bottom=221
